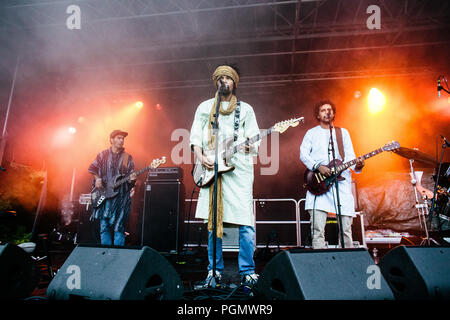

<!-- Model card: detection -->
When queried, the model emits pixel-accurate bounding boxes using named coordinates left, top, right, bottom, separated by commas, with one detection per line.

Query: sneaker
left=204, top=270, right=222, bottom=288
left=241, top=273, right=259, bottom=288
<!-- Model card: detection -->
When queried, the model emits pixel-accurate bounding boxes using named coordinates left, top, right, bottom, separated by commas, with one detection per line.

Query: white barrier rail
left=184, top=198, right=304, bottom=249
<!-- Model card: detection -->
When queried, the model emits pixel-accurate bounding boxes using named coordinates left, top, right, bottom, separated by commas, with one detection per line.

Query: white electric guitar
left=192, top=117, right=304, bottom=187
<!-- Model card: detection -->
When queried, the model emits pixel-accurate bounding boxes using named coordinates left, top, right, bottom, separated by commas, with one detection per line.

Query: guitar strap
left=233, top=101, right=241, bottom=142
left=121, top=152, right=130, bottom=175
left=335, top=127, right=345, bottom=161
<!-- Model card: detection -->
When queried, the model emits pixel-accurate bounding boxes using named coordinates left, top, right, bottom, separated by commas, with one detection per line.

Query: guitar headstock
left=272, top=117, right=305, bottom=134
left=382, top=141, right=400, bottom=151
left=150, top=156, right=166, bottom=169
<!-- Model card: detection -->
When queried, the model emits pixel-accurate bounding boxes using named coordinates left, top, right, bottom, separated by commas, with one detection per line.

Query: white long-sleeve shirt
left=300, top=125, right=360, bottom=216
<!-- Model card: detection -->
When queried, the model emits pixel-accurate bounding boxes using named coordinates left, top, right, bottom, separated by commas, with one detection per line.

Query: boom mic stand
left=208, top=82, right=223, bottom=288
left=329, top=122, right=345, bottom=248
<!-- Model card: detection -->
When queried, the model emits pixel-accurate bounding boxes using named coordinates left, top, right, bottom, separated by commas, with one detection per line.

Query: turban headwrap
left=207, top=65, right=239, bottom=238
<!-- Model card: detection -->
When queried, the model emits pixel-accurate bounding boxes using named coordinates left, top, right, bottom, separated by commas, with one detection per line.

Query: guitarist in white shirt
left=300, top=101, right=364, bottom=249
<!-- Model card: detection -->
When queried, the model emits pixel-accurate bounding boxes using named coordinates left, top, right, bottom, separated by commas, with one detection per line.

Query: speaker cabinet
left=0, top=243, right=40, bottom=299
left=46, top=244, right=184, bottom=300
left=76, top=203, right=99, bottom=244
left=257, top=248, right=394, bottom=300
left=379, top=246, right=450, bottom=299
left=141, top=181, right=184, bottom=253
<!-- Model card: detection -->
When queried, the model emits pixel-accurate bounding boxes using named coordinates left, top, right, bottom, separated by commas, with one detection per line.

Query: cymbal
left=392, top=147, right=438, bottom=167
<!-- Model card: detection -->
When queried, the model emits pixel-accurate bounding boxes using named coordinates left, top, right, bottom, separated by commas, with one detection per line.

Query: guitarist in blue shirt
left=88, top=130, right=137, bottom=246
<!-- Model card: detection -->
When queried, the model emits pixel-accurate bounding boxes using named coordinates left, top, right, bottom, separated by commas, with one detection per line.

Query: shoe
left=204, top=270, right=222, bottom=288
left=241, top=273, right=259, bottom=288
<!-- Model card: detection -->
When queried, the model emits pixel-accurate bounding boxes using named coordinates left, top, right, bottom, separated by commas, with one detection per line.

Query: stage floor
left=29, top=243, right=281, bottom=300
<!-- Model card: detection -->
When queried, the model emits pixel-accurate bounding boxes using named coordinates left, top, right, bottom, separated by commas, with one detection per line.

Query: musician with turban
left=190, top=64, right=260, bottom=289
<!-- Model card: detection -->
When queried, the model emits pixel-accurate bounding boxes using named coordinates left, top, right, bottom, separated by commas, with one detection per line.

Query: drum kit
left=392, top=147, right=450, bottom=244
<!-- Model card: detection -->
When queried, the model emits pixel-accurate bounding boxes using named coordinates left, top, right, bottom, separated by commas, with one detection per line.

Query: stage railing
left=184, top=198, right=304, bottom=250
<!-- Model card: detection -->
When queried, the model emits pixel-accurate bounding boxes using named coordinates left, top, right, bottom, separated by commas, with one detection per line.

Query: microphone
left=326, top=111, right=334, bottom=124
left=441, top=135, right=450, bottom=147
left=218, top=79, right=229, bottom=93
left=218, top=79, right=228, bottom=88
left=438, top=78, right=441, bottom=98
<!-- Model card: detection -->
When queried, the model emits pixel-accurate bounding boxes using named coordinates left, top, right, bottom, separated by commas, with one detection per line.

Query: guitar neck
left=232, top=128, right=273, bottom=154
left=337, top=147, right=384, bottom=172
left=114, top=165, right=152, bottom=187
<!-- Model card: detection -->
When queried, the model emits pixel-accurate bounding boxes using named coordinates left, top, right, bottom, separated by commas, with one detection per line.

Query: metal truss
left=0, top=0, right=448, bottom=90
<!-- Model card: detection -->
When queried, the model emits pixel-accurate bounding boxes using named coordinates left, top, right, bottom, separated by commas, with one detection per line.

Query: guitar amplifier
left=141, top=181, right=185, bottom=253
left=146, top=167, right=183, bottom=182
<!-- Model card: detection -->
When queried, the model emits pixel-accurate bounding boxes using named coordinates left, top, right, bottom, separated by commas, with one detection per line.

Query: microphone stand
left=329, top=122, right=345, bottom=248
left=437, top=75, right=450, bottom=97
left=209, top=84, right=222, bottom=287
left=428, top=138, right=447, bottom=238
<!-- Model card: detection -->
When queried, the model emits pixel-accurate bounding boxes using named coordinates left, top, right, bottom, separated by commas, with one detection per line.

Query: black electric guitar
left=91, top=156, right=166, bottom=208
left=304, top=141, right=400, bottom=195
left=192, top=117, right=304, bottom=187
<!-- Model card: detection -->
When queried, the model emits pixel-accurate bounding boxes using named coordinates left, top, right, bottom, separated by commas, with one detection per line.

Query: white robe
left=300, top=125, right=360, bottom=217
left=190, top=98, right=260, bottom=226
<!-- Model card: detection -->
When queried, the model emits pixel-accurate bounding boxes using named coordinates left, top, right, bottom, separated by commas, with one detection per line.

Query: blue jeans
left=100, top=219, right=125, bottom=246
left=208, top=225, right=256, bottom=275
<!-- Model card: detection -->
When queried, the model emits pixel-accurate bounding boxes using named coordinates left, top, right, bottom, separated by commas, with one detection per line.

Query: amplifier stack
left=141, top=167, right=185, bottom=254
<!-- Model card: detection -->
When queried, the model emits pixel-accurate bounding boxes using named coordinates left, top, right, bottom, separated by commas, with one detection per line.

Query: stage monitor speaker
left=257, top=248, right=394, bottom=300
left=46, top=244, right=184, bottom=300
left=0, top=243, right=40, bottom=299
left=141, top=181, right=184, bottom=253
left=378, top=246, right=450, bottom=299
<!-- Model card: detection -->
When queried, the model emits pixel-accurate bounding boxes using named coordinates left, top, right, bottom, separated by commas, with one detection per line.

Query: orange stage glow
left=52, top=126, right=76, bottom=148
left=367, top=88, right=386, bottom=114
left=338, top=79, right=450, bottom=189
left=83, top=102, right=145, bottom=153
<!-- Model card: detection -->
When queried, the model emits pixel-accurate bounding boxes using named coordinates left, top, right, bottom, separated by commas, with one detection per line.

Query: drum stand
left=409, top=160, right=439, bottom=245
